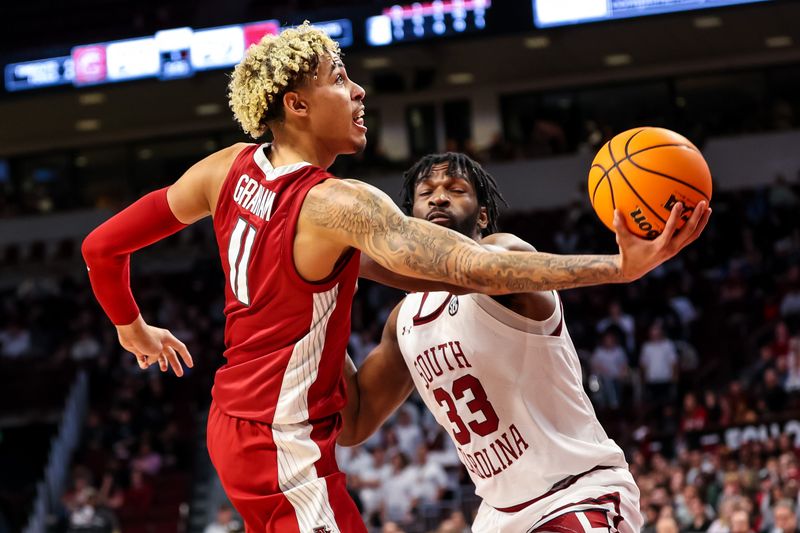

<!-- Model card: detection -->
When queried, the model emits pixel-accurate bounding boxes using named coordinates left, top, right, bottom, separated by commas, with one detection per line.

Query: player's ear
left=283, top=91, right=309, bottom=119
left=477, top=207, right=489, bottom=230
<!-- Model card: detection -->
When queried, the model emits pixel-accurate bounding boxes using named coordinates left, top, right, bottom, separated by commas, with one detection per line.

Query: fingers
left=132, top=351, right=149, bottom=370
left=684, top=205, right=712, bottom=247
left=656, top=202, right=683, bottom=246
left=165, top=336, right=194, bottom=370
left=671, top=201, right=708, bottom=250
left=613, top=209, right=633, bottom=244
left=162, top=346, right=184, bottom=377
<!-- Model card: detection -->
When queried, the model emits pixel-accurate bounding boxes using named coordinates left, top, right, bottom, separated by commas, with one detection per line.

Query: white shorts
left=472, top=467, right=642, bottom=533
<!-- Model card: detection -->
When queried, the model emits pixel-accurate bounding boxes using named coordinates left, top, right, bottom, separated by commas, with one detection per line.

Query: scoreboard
left=365, top=0, right=491, bottom=46
left=532, top=0, right=774, bottom=28
left=3, top=0, right=778, bottom=92
left=4, top=18, right=352, bottom=92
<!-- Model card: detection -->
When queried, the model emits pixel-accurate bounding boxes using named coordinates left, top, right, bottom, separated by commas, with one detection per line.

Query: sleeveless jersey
left=396, top=291, right=628, bottom=509
left=211, top=143, right=360, bottom=424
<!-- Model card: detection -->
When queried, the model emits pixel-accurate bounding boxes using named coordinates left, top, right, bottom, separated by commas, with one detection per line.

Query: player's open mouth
left=353, top=108, right=366, bottom=130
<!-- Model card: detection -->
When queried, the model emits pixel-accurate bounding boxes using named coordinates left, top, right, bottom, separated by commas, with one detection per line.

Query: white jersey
left=396, top=291, right=628, bottom=510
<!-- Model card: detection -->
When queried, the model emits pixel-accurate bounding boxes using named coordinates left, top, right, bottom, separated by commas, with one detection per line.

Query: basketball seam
left=590, top=163, right=609, bottom=206
left=623, top=155, right=711, bottom=202
left=607, top=174, right=616, bottom=211
left=623, top=129, right=709, bottom=201
left=593, top=141, right=699, bottom=186
left=607, top=135, right=668, bottom=226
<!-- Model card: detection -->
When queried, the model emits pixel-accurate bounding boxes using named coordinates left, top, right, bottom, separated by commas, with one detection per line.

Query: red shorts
left=207, top=401, right=366, bottom=533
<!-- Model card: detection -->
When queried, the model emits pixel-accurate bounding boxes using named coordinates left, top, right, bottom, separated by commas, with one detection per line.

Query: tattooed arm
left=300, top=179, right=710, bottom=294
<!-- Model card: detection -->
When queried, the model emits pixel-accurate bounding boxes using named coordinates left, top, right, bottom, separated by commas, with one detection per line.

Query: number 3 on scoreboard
left=228, top=218, right=257, bottom=306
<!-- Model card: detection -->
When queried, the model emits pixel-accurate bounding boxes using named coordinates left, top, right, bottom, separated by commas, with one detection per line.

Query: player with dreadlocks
left=346, top=153, right=644, bottom=532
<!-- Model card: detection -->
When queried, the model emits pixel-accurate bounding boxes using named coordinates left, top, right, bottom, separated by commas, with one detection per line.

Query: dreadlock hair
left=400, top=152, right=508, bottom=236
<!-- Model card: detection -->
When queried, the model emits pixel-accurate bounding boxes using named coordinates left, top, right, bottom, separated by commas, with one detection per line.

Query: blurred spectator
left=760, top=369, right=788, bottom=414
left=786, top=338, right=800, bottom=392
left=597, top=302, right=636, bottom=354
left=730, top=509, right=752, bottom=533
left=685, top=497, right=714, bottom=532
left=130, top=440, right=162, bottom=476
left=409, top=445, right=448, bottom=506
left=0, top=319, right=31, bottom=358
left=772, top=500, right=799, bottom=533
left=65, top=488, right=118, bottom=533
left=655, top=515, right=680, bottom=533
left=204, top=504, right=242, bottom=533
left=680, top=392, right=707, bottom=433
left=381, top=453, right=416, bottom=525
left=591, top=329, right=629, bottom=410
left=70, top=328, right=102, bottom=361
left=639, top=321, right=679, bottom=405
left=393, top=407, right=423, bottom=459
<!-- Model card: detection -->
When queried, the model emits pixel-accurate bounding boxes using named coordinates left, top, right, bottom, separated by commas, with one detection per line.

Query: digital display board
left=72, top=44, right=107, bottom=86
left=4, top=57, right=73, bottom=91
left=366, top=0, right=491, bottom=46
left=106, top=37, right=159, bottom=82
left=533, top=0, right=773, bottom=28
left=4, top=18, right=352, bottom=92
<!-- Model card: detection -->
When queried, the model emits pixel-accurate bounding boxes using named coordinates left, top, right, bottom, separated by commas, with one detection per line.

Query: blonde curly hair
left=228, top=22, right=340, bottom=139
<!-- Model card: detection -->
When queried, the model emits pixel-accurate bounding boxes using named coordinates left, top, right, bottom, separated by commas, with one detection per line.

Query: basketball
left=588, top=127, right=712, bottom=239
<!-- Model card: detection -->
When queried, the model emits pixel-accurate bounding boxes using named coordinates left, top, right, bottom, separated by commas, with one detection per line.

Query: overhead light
left=693, top=16, right=722, bottom=29
left=78, top=92, right=106, bottom=106
left=363, top=57, right=391, bottom=69
left=75, top=119, right=101, bottom=131
left=604, top=54, right=632, bottom=67
left=447, top=72, right=474, bottom=85
left=137, top=148, right=153, bottom=160
left=195, top=103, right=222, bottom=116
left=766, top=35, right=793, bottom=48
left=75, top=156, right=89, bottom=167
left=524, top=36, right=550, bottom=49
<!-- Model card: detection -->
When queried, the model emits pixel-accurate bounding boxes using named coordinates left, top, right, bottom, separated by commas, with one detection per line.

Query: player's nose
left=429, top=193, right=450, bottom=206
left=352, top=80, right=365, bottom=101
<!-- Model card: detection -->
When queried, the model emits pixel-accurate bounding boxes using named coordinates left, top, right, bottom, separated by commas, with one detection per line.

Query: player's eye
left=336, top=74, right=344, bottom=85
left=418, top=190, right=432, bottom=196
left=452, top=189, right=465, bottom=194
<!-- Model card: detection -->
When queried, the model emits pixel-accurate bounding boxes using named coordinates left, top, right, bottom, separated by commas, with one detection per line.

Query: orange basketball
left=588, top=127, right=712, bottom=239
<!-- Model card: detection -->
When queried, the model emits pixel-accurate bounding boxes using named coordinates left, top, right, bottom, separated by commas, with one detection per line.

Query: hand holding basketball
left=589, top=127, right=712, bottom=239
left=614, top=199, right=711, bottom=282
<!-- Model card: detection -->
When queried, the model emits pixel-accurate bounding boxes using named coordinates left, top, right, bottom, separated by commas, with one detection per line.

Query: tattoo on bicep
left=306, top=182, right=621, bottom=292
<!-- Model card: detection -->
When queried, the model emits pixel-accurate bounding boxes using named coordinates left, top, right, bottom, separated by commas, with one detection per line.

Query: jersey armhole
left=211, top=144, right=258, bottom=223
left=280, top=174, right=360, bottom=293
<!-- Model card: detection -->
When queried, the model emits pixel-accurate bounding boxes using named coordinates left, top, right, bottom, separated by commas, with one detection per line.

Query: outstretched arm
left=81, top=144, right=246, bottom=375
left=358, top=233, right=539, bottom=294
left=339, top=303, right=413, bottom=446
left=304, top=179, right=710, bottom=294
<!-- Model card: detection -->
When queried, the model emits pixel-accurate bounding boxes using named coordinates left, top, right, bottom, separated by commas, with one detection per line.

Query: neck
left=269, top=128, right=338, bottom=169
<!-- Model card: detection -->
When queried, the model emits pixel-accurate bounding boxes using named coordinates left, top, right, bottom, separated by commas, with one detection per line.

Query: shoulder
left=308, top=178, right=388, bottom=201
left=387, top=300, right=404, bottom=329
left=480, top=232, right=537, bottom=252
left=186, top=143, right=251, bottom=179
left=303, top=178, right=403, bottom=232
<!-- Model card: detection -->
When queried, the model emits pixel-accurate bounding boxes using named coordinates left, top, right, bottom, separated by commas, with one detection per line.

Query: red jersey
left=211, top=143, right=360, bottom=424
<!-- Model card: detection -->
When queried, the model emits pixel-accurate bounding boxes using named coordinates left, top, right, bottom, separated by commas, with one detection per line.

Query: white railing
left=22, top=370, right=89, bottom=533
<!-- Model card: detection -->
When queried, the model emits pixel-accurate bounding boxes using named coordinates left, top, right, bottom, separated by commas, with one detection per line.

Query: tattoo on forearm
left=306, top=181, right=622, bottom=292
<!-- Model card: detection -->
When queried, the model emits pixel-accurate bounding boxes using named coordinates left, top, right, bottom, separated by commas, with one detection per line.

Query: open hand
left=116, top=315, right=194, bottom=376
left=615, top=200, right=711, bottom=282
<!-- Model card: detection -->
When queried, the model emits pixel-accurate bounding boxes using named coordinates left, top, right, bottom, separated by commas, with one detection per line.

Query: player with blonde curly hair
left=81, top=22, right=709, bottom=532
